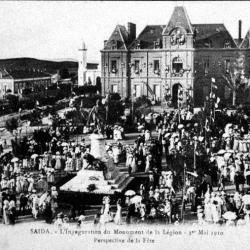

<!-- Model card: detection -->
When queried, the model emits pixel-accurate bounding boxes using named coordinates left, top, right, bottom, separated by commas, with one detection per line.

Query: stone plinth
left=60, top=133, right=120, bottom=193
left=89, top=133, right=107, bottom=159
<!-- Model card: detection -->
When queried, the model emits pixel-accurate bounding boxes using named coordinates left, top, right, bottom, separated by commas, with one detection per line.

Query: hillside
left=0, top=57, right=78, bottom=75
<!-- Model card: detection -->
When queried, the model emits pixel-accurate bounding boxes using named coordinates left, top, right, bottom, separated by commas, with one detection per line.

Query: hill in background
left=0, top=57, right=78, bottom=75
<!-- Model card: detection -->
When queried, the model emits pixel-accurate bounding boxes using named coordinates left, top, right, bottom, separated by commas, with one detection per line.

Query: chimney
left=239, top=20, right=242, bottom=41
left=128, top=22, right=136, bottom=44
left=104, top=40, right=107, bottom=48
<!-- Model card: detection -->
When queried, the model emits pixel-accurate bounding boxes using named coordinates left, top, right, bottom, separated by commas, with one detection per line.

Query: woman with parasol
left=114, top=198, right=123, bottom=225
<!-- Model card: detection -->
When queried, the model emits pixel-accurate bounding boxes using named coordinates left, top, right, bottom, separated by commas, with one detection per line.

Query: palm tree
left=222, top=54, right=249, bottom=106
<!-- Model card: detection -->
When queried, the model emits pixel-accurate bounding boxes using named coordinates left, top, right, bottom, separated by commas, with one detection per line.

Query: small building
left=78, top=40, right=101, bottom=86
left=0, top=69, right=52, bottom=99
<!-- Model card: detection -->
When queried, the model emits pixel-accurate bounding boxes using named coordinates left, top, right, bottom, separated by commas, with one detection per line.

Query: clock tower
left=78, top=40, right=87, bottom=86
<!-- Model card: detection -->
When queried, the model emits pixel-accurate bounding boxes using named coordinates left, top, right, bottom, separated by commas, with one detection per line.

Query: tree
left=6, top=94, right=19, bottom=112
left=5, top=118, right=18, bottom=133
left=222, top=53, right=249, bottom=106
left=59, top=68, right=70, bottom=79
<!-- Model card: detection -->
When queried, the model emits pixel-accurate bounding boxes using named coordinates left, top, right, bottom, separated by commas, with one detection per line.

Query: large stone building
left=101, top=6, right=250, bottom=107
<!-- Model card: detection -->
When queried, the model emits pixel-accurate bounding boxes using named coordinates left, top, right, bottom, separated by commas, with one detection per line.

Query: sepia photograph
left=1, top=1, right=250, bottom=249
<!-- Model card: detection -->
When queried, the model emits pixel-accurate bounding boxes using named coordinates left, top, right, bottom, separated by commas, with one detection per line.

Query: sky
left=0, top=1, right=250, bottom=63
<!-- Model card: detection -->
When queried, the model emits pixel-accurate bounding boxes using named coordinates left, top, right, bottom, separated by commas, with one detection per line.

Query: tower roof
left=79, top=40, right=87, bottom=50
left=103, top=25, right=129, bottom=50
left=163, top=6, right=193, bottom=35
left=129, top=25, right=165, bottom=49
left=193, top=23, right=238, bottom=48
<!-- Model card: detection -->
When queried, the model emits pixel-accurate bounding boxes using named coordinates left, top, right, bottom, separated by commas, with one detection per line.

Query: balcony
left=154, top=69, right=160, bottom=75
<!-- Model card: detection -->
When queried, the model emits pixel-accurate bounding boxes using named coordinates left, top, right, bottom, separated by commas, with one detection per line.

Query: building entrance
left=172, top=83, right=182, bottom=106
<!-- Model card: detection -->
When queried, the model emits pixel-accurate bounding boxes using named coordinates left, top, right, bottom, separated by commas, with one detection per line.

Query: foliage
left=134, top=95, right=151, bottom=109
left=73, top=95, right=102, bottom=109
left=109, top=92, right=121, bottom=101
left=29, top=109, right=42, bottom=126
left=64, top=109, right=86, bottom=124
left=59, top=68, right=70, bottom=79
left=11, top=136, right=30, bottom=158
left=222, top=53, right=249, bottom=105
left=73, top=85, right=98, bottom=96
left=107, top=100, right=125, bottom=124
left=19, top=99, right=35, bottom=110
left=5, top=118, right=18, bottom=133
left=6, top=95, right=19, bottom=112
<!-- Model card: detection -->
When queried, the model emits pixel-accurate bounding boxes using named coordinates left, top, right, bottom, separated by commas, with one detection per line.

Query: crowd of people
left=1, top=104, right=250, bottom=228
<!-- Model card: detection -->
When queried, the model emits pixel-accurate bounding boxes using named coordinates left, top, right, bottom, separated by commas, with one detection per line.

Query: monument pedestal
left=60, top=133, right=119, bottom=193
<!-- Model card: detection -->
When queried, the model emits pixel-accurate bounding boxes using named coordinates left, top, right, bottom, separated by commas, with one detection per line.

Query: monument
left=60, top=98, right=121, bottom=194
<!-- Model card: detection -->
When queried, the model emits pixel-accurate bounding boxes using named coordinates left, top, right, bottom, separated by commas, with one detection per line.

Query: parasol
left=198, top=136, right=204, bottom=142
left=11, top=157, right=19, bottom=163
left=31, top=154, right=38, bottom=159
left=171, top=133, right=179, bottom=138
left=224, top=152, right=232, bottom=161
left=78, top=215, right=85, bottom=221
left=125, top=190, right=136, bottom=196
left=164, top=133, right=171, bottom=138
left=186, top=171, right=198, bottom=177
left=130, top=195, right=142, bottom=203
left=225, top=123, right=233, bottom=132
left=178, top=124, right=184, bottom=129
left=222, top=211, right=237, bottom=220
left=217, top=149, right=227, bottom=155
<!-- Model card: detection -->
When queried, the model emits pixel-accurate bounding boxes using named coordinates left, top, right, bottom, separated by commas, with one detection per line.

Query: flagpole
left=210, top=78, right=213, bottom=125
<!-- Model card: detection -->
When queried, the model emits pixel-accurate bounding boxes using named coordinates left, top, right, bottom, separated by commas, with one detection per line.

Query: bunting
left=205, top=117, right=210, bottom=131
left=211, top=77, right=218, bottom=90
left=143, top=81, right=154, bottom=96
left=178, top=85, right=183, bottom=101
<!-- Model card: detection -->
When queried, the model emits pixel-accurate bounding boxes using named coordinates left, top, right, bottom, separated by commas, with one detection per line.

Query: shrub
left=5, top=118, right=18, bottom=133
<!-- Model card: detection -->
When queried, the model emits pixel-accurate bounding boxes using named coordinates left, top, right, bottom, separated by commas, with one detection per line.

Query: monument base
left=60, top=133, right=120, bottom=194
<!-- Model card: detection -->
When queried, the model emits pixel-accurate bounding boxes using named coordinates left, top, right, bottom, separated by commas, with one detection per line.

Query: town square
left=1, top=2, right=250, bottom=249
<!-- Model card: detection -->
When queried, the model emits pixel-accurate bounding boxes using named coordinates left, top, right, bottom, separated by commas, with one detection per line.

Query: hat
left=57, top=213, right=63, bottom=218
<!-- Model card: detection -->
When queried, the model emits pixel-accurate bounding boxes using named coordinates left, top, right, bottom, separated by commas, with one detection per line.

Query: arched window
left=172, top=57, right=183, bottom=74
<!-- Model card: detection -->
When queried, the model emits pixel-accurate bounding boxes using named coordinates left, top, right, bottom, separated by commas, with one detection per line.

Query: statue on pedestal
left=87, top=99, right=106, bottom=134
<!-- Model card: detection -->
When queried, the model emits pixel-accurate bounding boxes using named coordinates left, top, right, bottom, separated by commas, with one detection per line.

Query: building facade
left=78, top=41, right=101, bottom=86
left=0, top=69, right=52, bottom=99
left=101, top=6, right=250, bottom=107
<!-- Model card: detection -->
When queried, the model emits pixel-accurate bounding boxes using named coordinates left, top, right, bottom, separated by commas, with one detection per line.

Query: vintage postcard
left=1, top=1, right=250, bottom=250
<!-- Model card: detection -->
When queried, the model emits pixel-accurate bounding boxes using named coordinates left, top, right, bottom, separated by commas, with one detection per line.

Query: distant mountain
left=0, top=57, right=78, bottom=75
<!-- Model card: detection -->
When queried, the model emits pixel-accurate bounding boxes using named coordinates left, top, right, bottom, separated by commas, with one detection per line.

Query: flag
left=211, top=77, right=218, bottom=89
left=178, top=86, right=183, bottom=101
left=205, top=117, right=210, bottom=131
left=210, top=92, right=216, bottom=99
